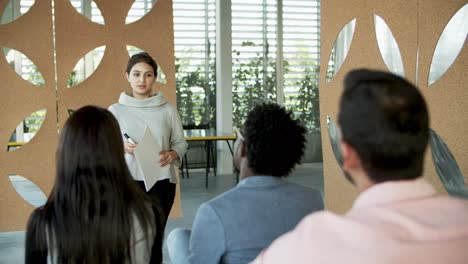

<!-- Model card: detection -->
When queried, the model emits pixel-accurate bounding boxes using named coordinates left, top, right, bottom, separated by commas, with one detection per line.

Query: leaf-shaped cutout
left=90, top=1, right=104, bottom=24
left=0, top=0, right=35, bottom=24
left=69, top=0, right=104, bottom=25
left=9, top=174, right=47, bottom=207
left=428, top=4, right=468, bottom=86
left=326, top=116, right=343, bottom=166
left=125, top=0, right=155, bottom=24
left=374, top=15, right=405, bottom=77
left=7, top=109, right=46, bottom=152
left=127, top=45, right=145, bottom=57
left=2, top=47, right=45, bottom=86
left=126, top=45, right=167, bottom=84
left=326, top=18, right=356, bottom=82
left=67, top=45, right=106, bottom=88
left=430, top=129, right=468, bottom=199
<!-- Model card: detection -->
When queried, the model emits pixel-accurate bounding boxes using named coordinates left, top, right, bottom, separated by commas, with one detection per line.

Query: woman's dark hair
left=125, top=52, right=158, bottom=76
left=26, top=106, right=158, bottom=263
left=339, top=69, right=429, bottom=182
left=242, top=102, right=306, bottom=177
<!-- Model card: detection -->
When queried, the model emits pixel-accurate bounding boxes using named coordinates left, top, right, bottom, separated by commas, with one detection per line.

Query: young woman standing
left=108, top=52, right=187, bottom=222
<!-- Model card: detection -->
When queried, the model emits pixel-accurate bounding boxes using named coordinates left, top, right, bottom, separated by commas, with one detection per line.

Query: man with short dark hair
left=167, top=103, right=323, bottom=264
left=251, top=69, right=468, bottom=264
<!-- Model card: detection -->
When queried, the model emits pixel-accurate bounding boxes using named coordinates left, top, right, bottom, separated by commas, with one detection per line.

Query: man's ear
left=125, top=72, right=130, bottom=82
left=341, top=142, right=361, bottom=171
left=240, top=141, right=247, bottom=158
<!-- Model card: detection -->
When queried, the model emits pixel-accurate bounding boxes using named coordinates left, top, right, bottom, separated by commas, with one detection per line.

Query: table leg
left=226, top=140, right=234, bottom=156
left=212, top=141, right=217, bottom=177
left=205, top=141, right=210, bottom=188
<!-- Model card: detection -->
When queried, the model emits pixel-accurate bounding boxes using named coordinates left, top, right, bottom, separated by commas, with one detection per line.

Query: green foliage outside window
left=232, top=41, right=281, bottom=128
left=25, top=66, right=46, bottom=133
left=293, top=66, right=320, bottom=133
left=175, top=57, right=216, bottom=128
left=175, top=41, right=321, bottom=135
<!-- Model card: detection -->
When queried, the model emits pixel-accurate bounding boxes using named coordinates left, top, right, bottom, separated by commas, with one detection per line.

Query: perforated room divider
left=320, top=0, right=468, bottom=212
left=0, top=0, right=180, bottom=231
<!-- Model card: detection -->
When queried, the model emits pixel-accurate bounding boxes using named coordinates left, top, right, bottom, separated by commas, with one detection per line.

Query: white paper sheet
left=134, top=126, right=170, bottom=191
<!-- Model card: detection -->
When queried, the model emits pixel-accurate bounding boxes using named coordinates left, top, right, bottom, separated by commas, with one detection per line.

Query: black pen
left=123, top=133, right=136, bottom=144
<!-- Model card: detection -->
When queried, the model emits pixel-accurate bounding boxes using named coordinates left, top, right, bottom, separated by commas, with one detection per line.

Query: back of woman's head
left=56, top=105, right=130, bottom=194
left=44, top=105, right=155, bottom=263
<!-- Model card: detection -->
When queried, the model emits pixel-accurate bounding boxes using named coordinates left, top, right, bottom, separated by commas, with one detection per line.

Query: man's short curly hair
left=242, top=102, right=306, bottom=177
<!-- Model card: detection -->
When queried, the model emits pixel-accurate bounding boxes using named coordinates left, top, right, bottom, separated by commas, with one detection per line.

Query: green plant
left=175, top=56, right=216, bottom=128
left=23, top=110, right=46, bottom=133
left=175, top=41, right=320, bottom=134
left=294, top=66, right=320, bottom=133
left=67, top=71, right=76, bottom=87
left=25, top=66, right=46, bottom=133
left=232, top=41, right=283, bottom=127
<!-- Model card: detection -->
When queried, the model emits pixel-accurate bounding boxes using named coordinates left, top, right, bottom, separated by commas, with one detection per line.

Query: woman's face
left=126, top=62, right=156, bottom=99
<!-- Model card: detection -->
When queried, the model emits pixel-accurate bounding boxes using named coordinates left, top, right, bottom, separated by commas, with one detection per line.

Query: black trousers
left=136, top=179, right=176, bottom=221
left=136, top=179, right=176, bottom=263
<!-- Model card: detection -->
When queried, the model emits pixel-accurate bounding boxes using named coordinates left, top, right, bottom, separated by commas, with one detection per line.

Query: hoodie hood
left=118, top=92, right=167, bottom=108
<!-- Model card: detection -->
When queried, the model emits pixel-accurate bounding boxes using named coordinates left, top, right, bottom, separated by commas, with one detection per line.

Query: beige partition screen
left=0, top=0, right=56, bottom=231
left=0, top=0, right=180, bottom=231
left=320, top=0, right=467, bottom=213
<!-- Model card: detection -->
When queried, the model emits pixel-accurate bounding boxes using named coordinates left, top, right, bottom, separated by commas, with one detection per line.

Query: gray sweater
left=109, top=92, right=188, bottom=183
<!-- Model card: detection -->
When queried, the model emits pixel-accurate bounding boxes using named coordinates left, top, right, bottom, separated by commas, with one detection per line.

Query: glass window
left=173, top=0, right=216, bottom=128
left=232, top=0, right=278, bottom=128
left=232, top=0, right=322, bottom=162
left=282, top=0, right=321, bottom=134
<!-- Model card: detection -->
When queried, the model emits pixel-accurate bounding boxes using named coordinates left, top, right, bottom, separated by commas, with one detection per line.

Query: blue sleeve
left=189, top=203, right=226, bottom=264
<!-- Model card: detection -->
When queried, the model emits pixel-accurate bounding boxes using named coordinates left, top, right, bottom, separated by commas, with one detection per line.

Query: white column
left=276, top=0, right=284, bottom=105
left=216, top=0, right=233, bottom=174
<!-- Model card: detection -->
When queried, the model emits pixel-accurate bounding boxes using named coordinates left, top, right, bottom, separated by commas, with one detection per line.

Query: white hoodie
left=109, top=92, right=188, bottom=183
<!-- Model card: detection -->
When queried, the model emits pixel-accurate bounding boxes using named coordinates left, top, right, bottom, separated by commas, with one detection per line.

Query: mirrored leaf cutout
left=428, top=4, right=468, bottom=86
left=326, top=18, right=356, bottom=82
left=67, top=46, right=106, bottom=88
left=90, top=1, right=104, bottom=24
left=9, top=175, right=47, bottom=207
left=127, top=45, right=145, bottom=57
left=69, top=0, right=104, bottom=25
left=430, top=129, right=468, bottom=199
left=326, top=116, right=343, bottom=166
left=2, top=47, right=45, bottom=86
left=7, top=109, right=47, bottom=152
left=125, top=0, right=156, bottom=24
left=126, top=45, right=167, bottom=84
left=0, top=0, right=36, bottom=24
left=374, top=15, right=405, bottom=77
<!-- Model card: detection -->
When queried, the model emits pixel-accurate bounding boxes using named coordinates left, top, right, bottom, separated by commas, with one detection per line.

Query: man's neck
left=353, top=171, right=375, bottom=193
left=239, top=167, right=255, bottom=180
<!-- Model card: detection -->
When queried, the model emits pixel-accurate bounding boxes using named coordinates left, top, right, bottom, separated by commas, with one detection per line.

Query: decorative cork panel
left=0, top=0, right=180, bottom=231
left=55, top=0, right=177, bottom=127
left=0, top=0, right=56, bottom=231
left=418, top=1, right=468, bottom=194
left=320, top=0, right=467, bottom=213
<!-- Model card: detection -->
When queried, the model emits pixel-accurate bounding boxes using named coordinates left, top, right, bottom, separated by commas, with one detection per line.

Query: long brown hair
left=26, top=105, right=157, bottom=263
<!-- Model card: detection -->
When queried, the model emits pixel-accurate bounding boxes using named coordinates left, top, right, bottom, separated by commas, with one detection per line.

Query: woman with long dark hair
left=25, top=106, right=163, bottom=263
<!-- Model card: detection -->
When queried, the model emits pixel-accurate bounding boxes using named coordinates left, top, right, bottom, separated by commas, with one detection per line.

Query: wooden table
left=8, top=129, right=238, bottom=188
left=7, top=142, right=24, bottom=151
left=184, top=129, right=237, bottom=188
